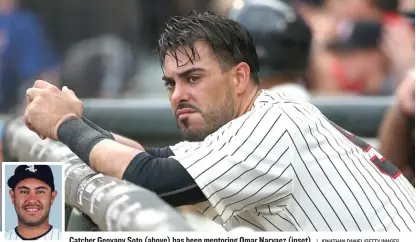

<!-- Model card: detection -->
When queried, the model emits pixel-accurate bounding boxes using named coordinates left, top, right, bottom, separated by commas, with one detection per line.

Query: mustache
left=23, top=203, right=43, bottom=208
left=176, top=103, right=202, bottom=113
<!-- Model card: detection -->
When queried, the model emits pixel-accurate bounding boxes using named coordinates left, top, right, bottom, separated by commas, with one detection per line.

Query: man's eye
left=188, top=76, right=200, bottom=83
left=164, top=80, right=175, bottom=89
left=20, top=190, right=29, bottom=194
left=36, top=191, right=45, bottom=194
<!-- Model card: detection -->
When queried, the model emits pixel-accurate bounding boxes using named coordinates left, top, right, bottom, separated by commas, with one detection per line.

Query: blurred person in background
left=381, top=8, right=415, bottom=84
left=17, top=0, right=140, bottom=99
left=54, top=0, right=138, bottom=99
left=229, top=0, right=312, bottom=100
left=309, top=0, right=414, bottom=96
left=312, top=20, right=391, bottom=95
left=293, top=0, right=336, bottom=44
left=378, top=71, right=415, bottom=185
left=0, top=0, right=59, bottom=113
left=59, top=35, right=136, bottom=99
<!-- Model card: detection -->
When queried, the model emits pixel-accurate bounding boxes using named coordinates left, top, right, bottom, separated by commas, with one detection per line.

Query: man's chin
left=19, top=214, right=48, bottom=227
left=21, top=219, right=44, bottom=226
left=180, top=129, right=206, bottom=142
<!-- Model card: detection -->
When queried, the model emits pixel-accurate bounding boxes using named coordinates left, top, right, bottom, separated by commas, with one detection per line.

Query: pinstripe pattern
left=170, top=89, right=416, bottom=231
left=5, top=227, right=61, bottom=240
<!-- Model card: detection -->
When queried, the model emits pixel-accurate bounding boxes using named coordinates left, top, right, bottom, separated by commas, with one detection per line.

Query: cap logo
left=25, top=165, right=37, bottom=173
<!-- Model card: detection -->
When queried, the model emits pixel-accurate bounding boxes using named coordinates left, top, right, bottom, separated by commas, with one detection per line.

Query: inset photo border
left=2, top=162, right=64, bottom=241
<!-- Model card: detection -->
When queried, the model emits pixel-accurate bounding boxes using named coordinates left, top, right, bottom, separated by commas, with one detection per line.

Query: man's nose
left=170, top=81, right=190, bottom=104
left=26, top=191, right=40, bottom=200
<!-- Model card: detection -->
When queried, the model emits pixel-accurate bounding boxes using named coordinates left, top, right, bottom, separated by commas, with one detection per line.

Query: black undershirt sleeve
left=144, top=147, right=174, bottom=158
left=122, top=152, right=207, bottom=207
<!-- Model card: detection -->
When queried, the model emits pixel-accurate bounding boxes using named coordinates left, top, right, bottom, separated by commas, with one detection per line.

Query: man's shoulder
left=50, top=227, right=62, bottom=234
left=255, top=89, right=310, bottom=106
left=267, top=84, right=311, bottom=101
left=48, top=227, right=62, bottom=239
left=5, top=229, right=16, bottom=240
left=255, top=89, right=321, bottom=115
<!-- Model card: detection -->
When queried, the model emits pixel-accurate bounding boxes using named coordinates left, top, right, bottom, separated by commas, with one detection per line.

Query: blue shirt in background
left=0, top=9, right=58, bottom=113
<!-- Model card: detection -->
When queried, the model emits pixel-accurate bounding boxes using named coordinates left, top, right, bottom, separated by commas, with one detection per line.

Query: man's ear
left=233, top=62, right=252, bottom=95
left=50, top=190, right=57, bottom=204
left=9, top=189, right=15, bottom=205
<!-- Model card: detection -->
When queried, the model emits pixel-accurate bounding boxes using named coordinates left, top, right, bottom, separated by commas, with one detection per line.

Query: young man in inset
left=5, top=165, right=61, bottom=240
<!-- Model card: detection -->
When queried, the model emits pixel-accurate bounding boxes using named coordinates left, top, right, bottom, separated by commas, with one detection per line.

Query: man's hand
left=382, top=23, right=415, bottom=80
left=396, top=72, right=415, bottom=118
left=24, top=80, right=83, bottom=140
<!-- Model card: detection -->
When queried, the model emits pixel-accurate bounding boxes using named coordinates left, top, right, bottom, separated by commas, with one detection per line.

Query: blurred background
left=0, top=0, right=413, bottom=107
left=0, top=0, right=415, bottom=170
left=0, top=1, right=414, bottom=157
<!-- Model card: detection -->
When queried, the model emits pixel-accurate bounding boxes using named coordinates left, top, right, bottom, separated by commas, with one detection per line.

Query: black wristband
left=81, top=116, right=115, bottom=140
left=58, top=117, right=108, bottom=165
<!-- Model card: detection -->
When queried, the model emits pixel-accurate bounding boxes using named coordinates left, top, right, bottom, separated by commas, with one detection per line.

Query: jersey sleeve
left=169, top=105, right=295, bottom=222
left=144, top=147, right=174, bottom=157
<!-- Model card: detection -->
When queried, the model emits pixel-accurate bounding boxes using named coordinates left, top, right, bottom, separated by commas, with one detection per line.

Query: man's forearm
left=59, top=117, right=174, bottom=178
left=57, top=117, right=207, bottom=206
left=82, top=116, right=144, bottom=150
left=58, top=117, right=144, bottom=178
left=89, top=139, right=143, bottom=178
left=112, top=133, right=144, bottom=150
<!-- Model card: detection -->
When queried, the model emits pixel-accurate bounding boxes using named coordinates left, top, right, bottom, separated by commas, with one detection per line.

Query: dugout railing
left=1, top=96, right=393, bottom=231
left=76, top=96, right=392, bottom=146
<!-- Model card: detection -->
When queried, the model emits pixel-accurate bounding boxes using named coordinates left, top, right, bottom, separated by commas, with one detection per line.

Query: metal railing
left=3, top=118, right=196, bottom=231
left=78, top=96, right=392, bottom=145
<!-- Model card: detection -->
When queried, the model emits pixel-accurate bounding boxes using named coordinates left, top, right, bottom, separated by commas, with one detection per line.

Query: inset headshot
left=3, top=163, right=63, bottom=240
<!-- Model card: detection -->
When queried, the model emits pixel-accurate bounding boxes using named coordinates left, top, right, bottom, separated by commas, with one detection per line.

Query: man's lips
left=24, top=205, right=42, bottom=213
left=176, top=108, right=197, bottom=119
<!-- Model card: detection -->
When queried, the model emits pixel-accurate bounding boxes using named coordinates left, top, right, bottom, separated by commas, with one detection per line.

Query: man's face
left=162, top=41, right=237, bottom=141
left=336, top=49, right=383, bottom=79
left=9, top=178, right=57, bottom=227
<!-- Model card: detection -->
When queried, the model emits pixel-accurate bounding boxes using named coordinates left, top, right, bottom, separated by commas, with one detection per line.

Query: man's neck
left=237, top=86, right=261, bottom=117
left=16, top=222, right=51, bottom=239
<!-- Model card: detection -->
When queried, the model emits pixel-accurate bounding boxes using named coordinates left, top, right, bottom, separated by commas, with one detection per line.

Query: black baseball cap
left=373, top=0, right=399, bottom=12
left=327, top=20, right=382, bottom=51
left=7, top=165, right=55, bottom=191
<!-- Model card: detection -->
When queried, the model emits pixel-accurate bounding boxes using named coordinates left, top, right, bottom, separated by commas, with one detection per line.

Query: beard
left=16, top=207, right=50, bottom=227
left=177, top=88, right=236, bottom=141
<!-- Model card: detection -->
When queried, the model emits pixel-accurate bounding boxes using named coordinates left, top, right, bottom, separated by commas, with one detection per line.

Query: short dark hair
left=157, top=11, right=260, bottom=84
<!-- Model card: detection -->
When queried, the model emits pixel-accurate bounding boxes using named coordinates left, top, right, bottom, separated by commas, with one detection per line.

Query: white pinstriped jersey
left=170, top=89, right=416, bottom=232
left=5, top=227, right=61, bottom=240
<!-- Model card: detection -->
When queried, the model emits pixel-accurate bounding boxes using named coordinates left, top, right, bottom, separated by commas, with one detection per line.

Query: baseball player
left=229, top=0, right=312, bottom=100
left=5, top=165, right=61, bottom=240
left=24, top=7, right=414, bottom=231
